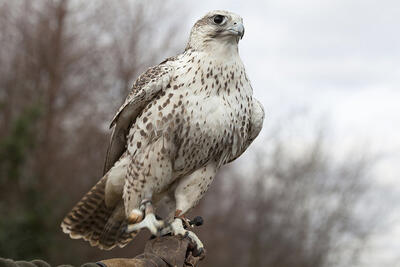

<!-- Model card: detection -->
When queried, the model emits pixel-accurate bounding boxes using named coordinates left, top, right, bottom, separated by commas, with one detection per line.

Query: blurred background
left=0, top=0, right=399, bottom=266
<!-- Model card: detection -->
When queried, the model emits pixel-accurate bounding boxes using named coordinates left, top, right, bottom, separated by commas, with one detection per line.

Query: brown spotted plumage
left=61, top=10, right=264, bottom=250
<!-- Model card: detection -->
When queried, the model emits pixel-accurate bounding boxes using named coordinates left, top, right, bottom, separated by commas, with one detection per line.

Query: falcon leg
left=169, top=217, right=204, bottom=255
left=126, top=199, right=164, bottom=235
left=160, top=163, right=217, bottom=255
left=124, top=136, right=175, bottom=235
left=159, top=211, right=204, bottom=256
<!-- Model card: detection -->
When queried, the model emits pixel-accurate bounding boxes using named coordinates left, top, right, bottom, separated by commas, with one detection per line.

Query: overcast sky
left=178, top=0, right=400, bottom=265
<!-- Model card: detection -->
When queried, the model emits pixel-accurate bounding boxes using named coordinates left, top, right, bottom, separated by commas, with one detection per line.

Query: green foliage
left=0, top=105, right=41, bottom=183
left=0, top=105, right=54, bottom=260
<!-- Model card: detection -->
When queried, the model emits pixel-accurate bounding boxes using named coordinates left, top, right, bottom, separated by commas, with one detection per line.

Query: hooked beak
left=227, top=22, right=245, bottom=39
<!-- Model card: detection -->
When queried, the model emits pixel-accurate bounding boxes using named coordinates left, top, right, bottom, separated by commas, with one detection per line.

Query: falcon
left=61, top=10, right=265, bottom=253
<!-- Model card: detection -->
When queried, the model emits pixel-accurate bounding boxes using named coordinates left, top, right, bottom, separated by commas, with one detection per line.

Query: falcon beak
left=228, top=22, right=245, bottom=39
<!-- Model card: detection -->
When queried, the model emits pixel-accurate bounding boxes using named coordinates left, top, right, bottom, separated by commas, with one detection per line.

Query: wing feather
left=103, top=60, right=175, bottom=174
left=226, top=97, right=264, bottom=164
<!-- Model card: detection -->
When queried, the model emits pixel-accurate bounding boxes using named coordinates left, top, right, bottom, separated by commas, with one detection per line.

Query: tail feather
left=61, top=176, right=136, bottom=250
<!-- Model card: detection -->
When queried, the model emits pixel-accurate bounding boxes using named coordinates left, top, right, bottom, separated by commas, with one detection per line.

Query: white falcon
left=61, top=10, right=265, bottom=254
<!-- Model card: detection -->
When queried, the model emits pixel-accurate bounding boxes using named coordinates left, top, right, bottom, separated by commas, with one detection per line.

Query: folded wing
left=103, top=61, right=174, bottom=174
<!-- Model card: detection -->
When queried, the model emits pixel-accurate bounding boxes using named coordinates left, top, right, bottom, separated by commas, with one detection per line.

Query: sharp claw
left=155, top=220, right=164, bottom=228
left=192, top=247, right=205, bottom=258
left=159, top=221, right=172, bottom=236
left=169, top=218, right=204, bottom=253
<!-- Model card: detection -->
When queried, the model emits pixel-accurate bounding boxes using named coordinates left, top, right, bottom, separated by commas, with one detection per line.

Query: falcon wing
left=103, top=60, right=174, bottom=174
left=227, top=97, right=265, bottom=164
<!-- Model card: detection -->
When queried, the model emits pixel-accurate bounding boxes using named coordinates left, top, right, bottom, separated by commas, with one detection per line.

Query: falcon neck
left=186, top=41, right=240, bottom=63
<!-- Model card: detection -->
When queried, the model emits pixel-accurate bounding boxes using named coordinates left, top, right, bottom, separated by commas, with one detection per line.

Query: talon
left=159, top=221, right=173, bottom=236
left=168, top=218, right=204, bottom=253
left=192, top=247, right=206, bottom=258
left=126, top=201, right=164, bottom=235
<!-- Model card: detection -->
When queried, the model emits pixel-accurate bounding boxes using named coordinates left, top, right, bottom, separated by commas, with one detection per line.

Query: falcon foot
left=126, top=200, right=164, bottom=235
left=161, top=218, right=205, bottom=257
left=174, top=210, right=203, bottom=229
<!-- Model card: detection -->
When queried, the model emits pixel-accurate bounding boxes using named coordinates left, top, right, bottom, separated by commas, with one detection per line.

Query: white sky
left=178, top=0, right=400, bottom=265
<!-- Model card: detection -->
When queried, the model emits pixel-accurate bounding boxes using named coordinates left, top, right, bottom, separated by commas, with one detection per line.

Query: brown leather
left=101, top=255, right=165, bottom=267
left=99, top=235, right=204, bottom=267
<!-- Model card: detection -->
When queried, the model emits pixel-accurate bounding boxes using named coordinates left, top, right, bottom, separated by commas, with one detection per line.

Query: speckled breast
left=169, top=60, right=253, bottom=172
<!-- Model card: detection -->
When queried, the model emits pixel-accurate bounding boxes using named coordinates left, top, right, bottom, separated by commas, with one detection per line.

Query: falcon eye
left=213, top=15, right=225, bottom=24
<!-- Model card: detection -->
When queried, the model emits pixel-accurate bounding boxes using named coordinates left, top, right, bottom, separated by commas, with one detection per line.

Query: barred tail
left=61, top=176, right=135, bottom=250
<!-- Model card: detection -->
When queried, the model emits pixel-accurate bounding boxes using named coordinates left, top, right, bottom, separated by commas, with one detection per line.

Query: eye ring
left=213, top=15, right=225, bottom=25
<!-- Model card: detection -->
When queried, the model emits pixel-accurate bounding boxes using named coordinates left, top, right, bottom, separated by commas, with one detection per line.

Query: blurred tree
left=0, top=104, right=52, bottom=260
left=0, top=0, right=184, bottom=264
left=0, top=105, right=41, bottom=182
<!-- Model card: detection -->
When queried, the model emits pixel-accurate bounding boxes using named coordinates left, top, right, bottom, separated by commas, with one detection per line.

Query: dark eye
left=213, top=15, right=225, bottom=24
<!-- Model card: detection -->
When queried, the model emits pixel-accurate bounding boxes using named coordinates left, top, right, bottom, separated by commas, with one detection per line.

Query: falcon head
left=186, top=10, right=245, bottom=52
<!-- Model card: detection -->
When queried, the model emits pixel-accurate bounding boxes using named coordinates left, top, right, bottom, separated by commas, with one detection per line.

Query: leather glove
left=99, top=235, right=205, bottom=267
